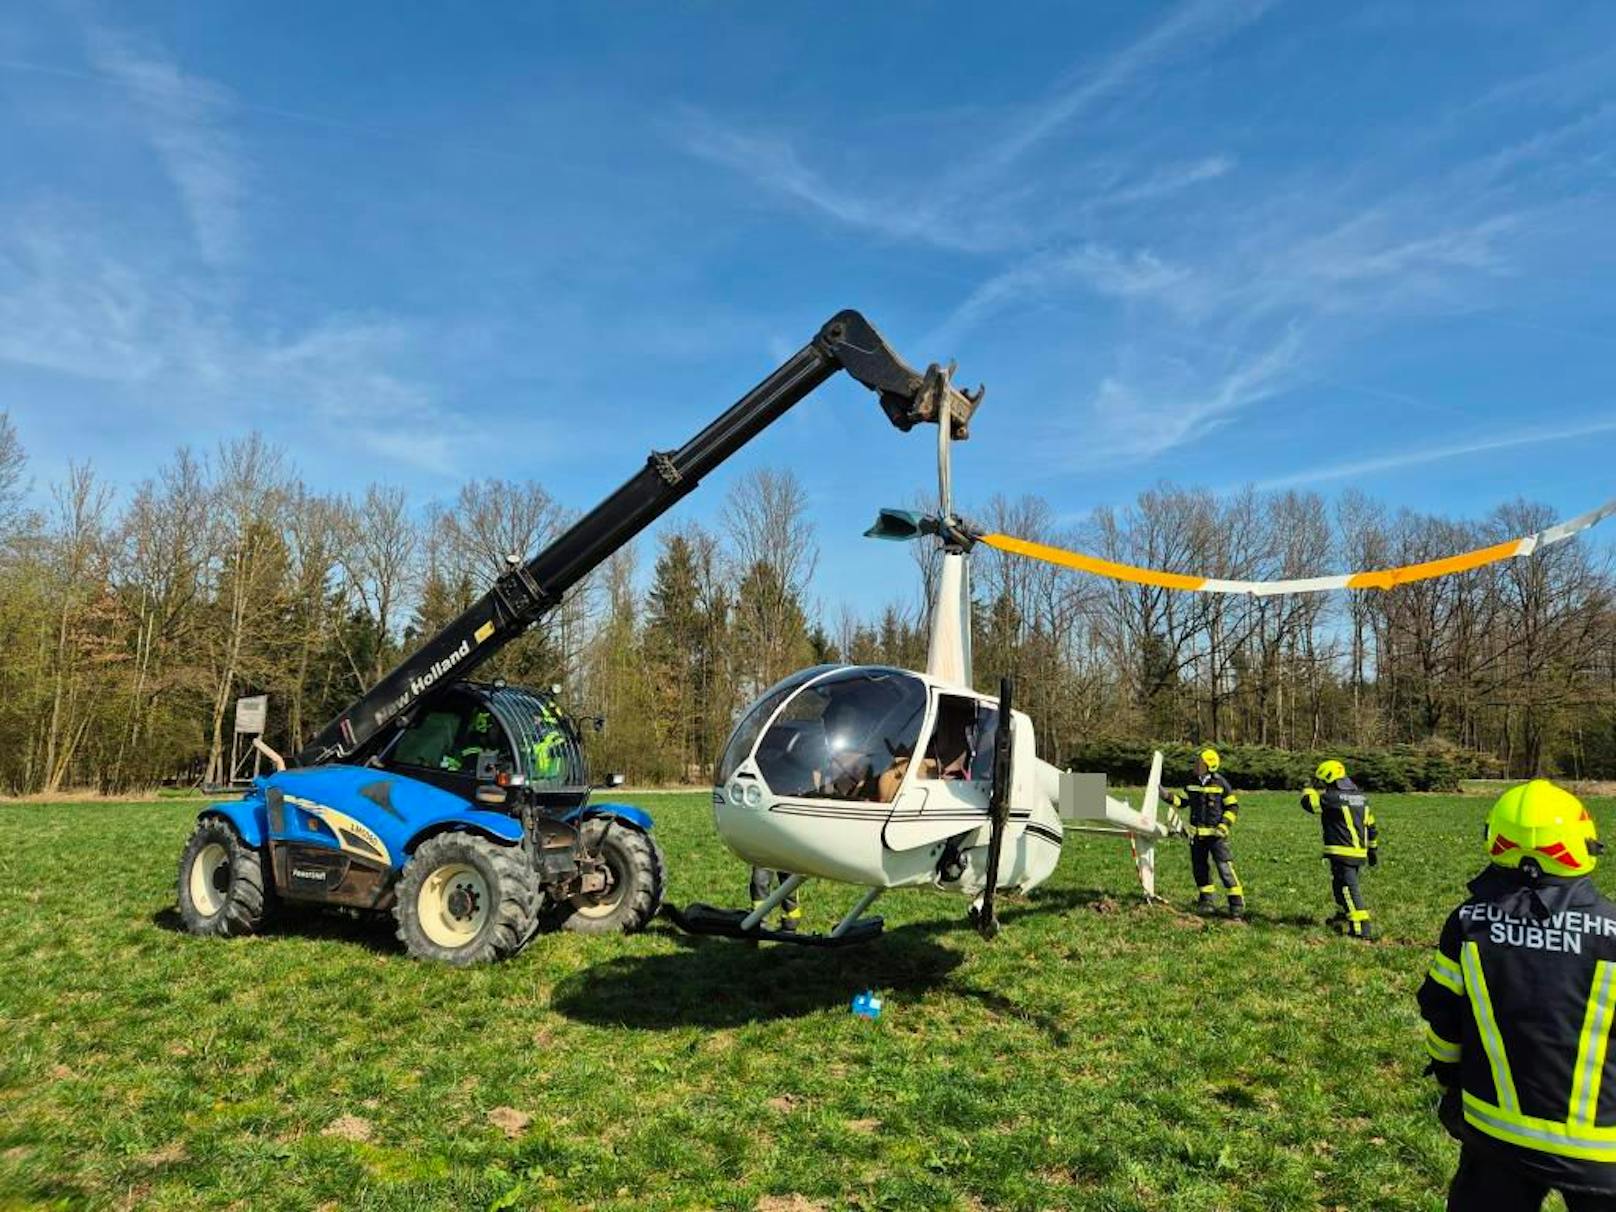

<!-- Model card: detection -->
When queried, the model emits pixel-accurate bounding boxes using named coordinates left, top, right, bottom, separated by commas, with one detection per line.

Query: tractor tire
left=177, top=817, right=270, bottom=937
left=546, top=819, right=665, bottom=936
left=394, top=832, right=538, bottom=965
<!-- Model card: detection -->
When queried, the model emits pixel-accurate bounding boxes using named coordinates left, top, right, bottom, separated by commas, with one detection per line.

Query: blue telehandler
left=176, top=311, right=982, bottom=963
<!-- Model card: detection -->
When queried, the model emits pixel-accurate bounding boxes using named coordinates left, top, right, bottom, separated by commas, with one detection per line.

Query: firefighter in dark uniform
left=1419, top=779, right=1616, bottom=1211
left=748, top=867, right=801, bottom=933
left=1300, top=759, right=1378, bottom=940
left=1165, top=747, right=1244, bottom=918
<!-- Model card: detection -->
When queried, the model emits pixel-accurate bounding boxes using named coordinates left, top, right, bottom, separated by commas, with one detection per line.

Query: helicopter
left=666, top=376, right=1184, bottom=946
left=659, top=343, right=1616, bottom=948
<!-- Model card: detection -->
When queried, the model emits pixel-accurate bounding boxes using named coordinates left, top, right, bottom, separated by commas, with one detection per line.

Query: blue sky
left=2, top=1, right=1613, bottom=614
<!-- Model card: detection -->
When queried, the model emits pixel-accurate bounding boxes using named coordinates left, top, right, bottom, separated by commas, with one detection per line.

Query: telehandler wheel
left=546, top=819, right=665, bottom=936
left=394, top=833, right=538, bottom=966
left=177, top=817, right=270, bottom=938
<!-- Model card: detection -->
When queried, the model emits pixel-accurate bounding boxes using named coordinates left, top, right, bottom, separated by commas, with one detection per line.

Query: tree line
left=0, top=410, right=1610, bottom=795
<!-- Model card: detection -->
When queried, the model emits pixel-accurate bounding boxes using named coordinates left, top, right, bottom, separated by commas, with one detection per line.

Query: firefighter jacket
left=1300, top=777, right=1377, bottom=862
left=1419, top=866, right=1616, bottom=1191
left=1168, top=772, right=1239, bottom=836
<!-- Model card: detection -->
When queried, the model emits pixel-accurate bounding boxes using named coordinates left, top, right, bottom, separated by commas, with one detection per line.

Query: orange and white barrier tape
left=981, top=496, right=1616, bottom=596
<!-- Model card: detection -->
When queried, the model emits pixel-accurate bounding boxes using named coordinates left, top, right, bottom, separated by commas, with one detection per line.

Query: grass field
left=3, top=788, right=1611, bottom=1211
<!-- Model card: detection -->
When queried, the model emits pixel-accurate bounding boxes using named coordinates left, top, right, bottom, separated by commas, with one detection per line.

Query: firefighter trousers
left=1328, top=858, right=1371, bottom=937
left=1190, top=836, right=1243, bottom=903
left=748, top=868, right=800, bottom=919
left=1448, top=1143, right=1616, bottom=1211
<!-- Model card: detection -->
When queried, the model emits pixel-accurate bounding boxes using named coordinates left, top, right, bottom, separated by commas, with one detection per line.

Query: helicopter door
left=882, top=694, right=996, bottom=852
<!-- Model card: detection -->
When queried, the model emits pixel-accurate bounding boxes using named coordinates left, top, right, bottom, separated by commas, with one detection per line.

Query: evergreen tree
left=645, top=533, right=704, bottom=777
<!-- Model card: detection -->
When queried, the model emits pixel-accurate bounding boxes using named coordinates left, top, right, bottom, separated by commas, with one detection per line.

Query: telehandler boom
left=177, top=309, right=980, bottom=964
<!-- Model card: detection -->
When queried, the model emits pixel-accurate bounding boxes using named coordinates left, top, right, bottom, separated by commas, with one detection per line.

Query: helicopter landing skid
left=662, top=901, right=885, bottom=948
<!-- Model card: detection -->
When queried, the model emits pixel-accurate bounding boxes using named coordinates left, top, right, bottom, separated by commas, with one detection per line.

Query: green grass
left=3, top=790, right=1610, bottom=1211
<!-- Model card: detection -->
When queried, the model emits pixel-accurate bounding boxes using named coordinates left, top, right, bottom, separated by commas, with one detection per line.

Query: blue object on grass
left=851, top=990, right=884, bottom=1020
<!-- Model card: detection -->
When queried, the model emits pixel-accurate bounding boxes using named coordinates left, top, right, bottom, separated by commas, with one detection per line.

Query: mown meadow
left=4, top=789, right=1608, bottom=1210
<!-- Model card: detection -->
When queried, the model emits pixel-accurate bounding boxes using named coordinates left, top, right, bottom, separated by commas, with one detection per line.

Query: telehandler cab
left=177, top=310, right=980, bottom=964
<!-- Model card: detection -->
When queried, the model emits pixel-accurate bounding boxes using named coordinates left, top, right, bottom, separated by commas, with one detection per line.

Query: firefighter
left=529, top=728, right=568, bottom=783
left=529, top=699, right=570, bottom=783
left=1419, top=780, right=1616, bottom=1211
left=1165, top=747, right=1244, bottom=918
left=1300, top=759, right=1378, bottom=941
left=442, top=709, right=498, bottom=774
left=748, top=868, right=801, bottom=932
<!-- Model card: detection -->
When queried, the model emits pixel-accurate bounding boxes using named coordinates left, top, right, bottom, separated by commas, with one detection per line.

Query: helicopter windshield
left=753, top=668, right=927, bottom=803
left=716, top=665, right=839, bottom=785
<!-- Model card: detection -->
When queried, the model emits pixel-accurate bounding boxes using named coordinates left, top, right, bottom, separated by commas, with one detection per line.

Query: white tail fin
left=1142, top=750, right=1162, bottom=831
left=1133, top=750, right=1166, bottom=899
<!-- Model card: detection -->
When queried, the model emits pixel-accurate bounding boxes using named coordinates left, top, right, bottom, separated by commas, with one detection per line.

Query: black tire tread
left=177, top=817, right=269, bottom=938
left=393, top=832, right=539, bottom=966
left=549, top=821, right=665, bottom=936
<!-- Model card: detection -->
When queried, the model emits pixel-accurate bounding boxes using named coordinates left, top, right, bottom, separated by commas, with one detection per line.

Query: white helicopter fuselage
left=714, top=665, right=1093, bottom=897
left=694, top=409, right=1178, bottom=940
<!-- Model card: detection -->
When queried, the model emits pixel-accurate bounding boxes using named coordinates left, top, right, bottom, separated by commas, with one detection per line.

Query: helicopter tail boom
left=1058, top=750, right=1180, bottom=899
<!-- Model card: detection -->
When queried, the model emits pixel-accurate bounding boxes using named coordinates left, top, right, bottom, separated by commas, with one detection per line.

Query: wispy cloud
left=678, top=107, right=1235, bottom=253
left=1083, top=155, right=1235, bottom=212
left=1251, top=416, right=1616, bottom=491
left=0, top=50, right=551, bottom=165
left=1066, top=325, right=1305, bottom=464
left=82, top=28, right=246, bottom=268
left=0, top=20, right=477, bottom=476
left=1279, top=212, right=1516, bottom=295
left=670, top=2, right=1616, bottom=493
left=0, top=213, right=174, bottom=382
left=675, top=109, right=1022, bottom=251
left=671, top=0, right=1266, bottom=253
left=983, top=0, right=1275, bottom=172
left=927, top=243, right=1189, bottom=347
left=939, top=128, right=1576, bottom=472
left=0, top=204, right=461, bottom=474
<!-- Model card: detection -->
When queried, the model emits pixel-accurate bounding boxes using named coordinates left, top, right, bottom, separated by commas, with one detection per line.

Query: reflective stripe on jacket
left=1301, top=777, right=1376, bottom=860
left=1168, top=772, right=1239, bottom=835
left=1418, top=868, right=1616, bottom=1191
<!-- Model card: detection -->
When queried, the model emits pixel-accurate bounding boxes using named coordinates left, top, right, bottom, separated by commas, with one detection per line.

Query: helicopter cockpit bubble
left=716, top=665, right=838, bottom=787
left=747, top=668, right=928, bottom=804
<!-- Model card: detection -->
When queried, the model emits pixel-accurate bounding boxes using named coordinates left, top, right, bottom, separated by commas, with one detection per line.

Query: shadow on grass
left=552, top=885, right=1125, bottom=1032
left=552, top=917, right=967, bottom=1029
left=150, top=903, right=401, bottom=954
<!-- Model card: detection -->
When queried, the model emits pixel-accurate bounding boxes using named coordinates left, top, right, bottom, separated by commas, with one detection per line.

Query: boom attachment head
left=816, top=311, right=983, bottom=438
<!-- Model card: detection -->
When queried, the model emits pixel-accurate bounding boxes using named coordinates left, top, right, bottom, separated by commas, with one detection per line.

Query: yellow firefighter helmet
left=1486, top=779, right=1600, bottom=875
